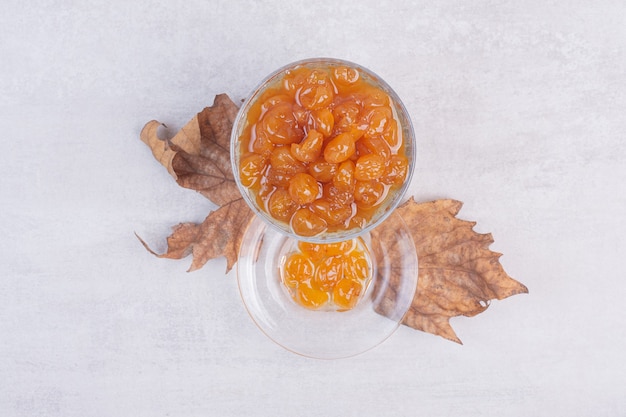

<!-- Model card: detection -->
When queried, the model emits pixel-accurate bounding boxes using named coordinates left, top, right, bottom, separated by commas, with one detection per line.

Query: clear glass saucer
left=236, top=211, right=418, bottom=359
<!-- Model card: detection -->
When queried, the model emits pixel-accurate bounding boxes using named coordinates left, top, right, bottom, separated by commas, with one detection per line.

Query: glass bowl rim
left=230, top=57, right=416, bottom=243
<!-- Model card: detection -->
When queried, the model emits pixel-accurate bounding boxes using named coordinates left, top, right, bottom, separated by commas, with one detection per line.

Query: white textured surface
left=2, top=1, right=625, bottom=415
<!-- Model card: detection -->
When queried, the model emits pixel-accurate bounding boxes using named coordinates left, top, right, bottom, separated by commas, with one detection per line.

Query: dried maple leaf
left=139, top=94, right=527, bottom=343
left=373, top=197, right=528, bottom=343
left=138, top=95, right=253, bottom=272
left=136, top=198, right=251, bottom=272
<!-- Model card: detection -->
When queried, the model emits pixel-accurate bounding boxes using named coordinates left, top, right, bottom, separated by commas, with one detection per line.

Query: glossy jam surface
left=280, top=238, right=372, bottom=311
left=237, top=63, right=409, bottom=238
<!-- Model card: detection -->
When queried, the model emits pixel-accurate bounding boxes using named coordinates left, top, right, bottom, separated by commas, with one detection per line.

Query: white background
left=2, top=1, right=625, bottom=416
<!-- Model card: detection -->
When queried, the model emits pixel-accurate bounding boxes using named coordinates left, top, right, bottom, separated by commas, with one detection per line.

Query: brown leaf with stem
left=136, top=198, right=251, bottom=272
left=138, top=94, right=253, bottom=272
left=374, top=197, right=528, bottom=343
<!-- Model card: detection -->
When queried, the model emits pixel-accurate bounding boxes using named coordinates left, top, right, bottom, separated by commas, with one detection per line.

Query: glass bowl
left=231, top=57, right=416, bottom=243
left=237, top=210, right=418, bottom=359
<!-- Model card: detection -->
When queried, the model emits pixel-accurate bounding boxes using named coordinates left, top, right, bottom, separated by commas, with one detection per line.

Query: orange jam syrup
left=237, top=63, right=409, bottom=237
left=280, top=238, right=373, bottom=311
